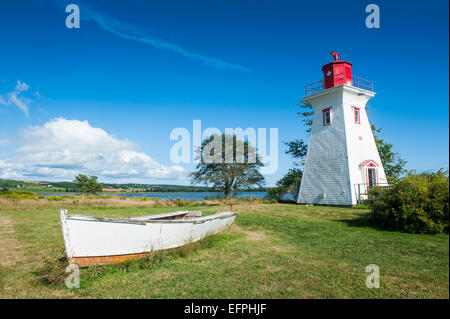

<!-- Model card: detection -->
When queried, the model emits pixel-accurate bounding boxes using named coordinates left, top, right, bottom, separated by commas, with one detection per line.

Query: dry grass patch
left=0, top=216, right=24, bottom=267
left=244, top=230, right=269, bottom=242
left=0, top=197, right=160, bottom=210
left=0, top=196, right=275, bottom=211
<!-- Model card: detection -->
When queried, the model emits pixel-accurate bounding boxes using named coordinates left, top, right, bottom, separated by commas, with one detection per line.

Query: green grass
left=0, top=204, right=448, bottom=298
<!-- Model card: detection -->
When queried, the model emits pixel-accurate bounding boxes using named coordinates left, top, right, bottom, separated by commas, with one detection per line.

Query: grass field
left=0, top=203, right=448, bottom=298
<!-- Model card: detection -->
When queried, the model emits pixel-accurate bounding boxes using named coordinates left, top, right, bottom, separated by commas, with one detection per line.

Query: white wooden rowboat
left=60, top=209, right=237, bottom=266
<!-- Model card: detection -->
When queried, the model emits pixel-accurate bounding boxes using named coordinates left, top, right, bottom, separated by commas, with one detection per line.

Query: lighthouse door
left=368, top=168, right=377, bottom=186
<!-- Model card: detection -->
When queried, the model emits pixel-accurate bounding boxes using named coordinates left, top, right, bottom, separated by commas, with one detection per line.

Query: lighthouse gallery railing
left=305, top=74, right=374, bottom=95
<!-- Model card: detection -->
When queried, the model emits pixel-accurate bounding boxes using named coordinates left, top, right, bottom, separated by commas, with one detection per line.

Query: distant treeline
left=0, top=179, right=266, bottom=193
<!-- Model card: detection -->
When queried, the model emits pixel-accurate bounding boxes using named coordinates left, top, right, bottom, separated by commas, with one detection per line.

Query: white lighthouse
left=297, top=52, right=387, bottom=206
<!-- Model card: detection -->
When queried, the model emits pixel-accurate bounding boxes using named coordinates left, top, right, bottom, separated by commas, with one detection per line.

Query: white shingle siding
left=297, top=85, right=387, bottom=206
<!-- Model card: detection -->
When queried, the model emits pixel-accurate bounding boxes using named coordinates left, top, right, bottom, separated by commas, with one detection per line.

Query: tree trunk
left=224, top=182, right=231, bottom=200
left=232, top=186, right=238, bottom=198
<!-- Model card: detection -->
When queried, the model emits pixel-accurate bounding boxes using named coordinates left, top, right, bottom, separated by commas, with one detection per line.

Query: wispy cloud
left=55, top=1, right=250, bottom=72
left=0, top=80, right=32, bottom=117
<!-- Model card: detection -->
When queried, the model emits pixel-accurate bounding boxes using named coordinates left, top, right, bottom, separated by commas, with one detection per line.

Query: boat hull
left=60, top=210, right=236, bottom=266
left=72, top=252, right=150, bottom=267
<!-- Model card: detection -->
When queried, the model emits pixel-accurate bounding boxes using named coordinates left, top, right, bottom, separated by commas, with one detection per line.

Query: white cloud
left=0, top=80, right=32, bottom=117
left=0, top=118, right=186, bottom=182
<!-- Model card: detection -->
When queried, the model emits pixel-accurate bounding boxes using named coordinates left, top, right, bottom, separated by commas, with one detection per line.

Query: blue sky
left=0, top=0, right=448, bottom=186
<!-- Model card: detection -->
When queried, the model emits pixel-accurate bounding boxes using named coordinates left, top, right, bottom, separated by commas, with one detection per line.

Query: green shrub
left=0, top=191, right=38, bottom=200
left=153, top=198, right=161, bottom=207
left=0, top=187, right=11, bottom=195
left=266, top=187, right=287, bottom=201
left=368, top=171, right=449, bottom=234
left=46, top=195, right=64, bottom=201
left=175, top=198, right=184, bottom=207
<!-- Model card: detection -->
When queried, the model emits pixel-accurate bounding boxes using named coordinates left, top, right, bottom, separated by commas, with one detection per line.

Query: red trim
left=322, top=107, right=332, bottom=126
left=359, top=159, right=378, bottom=167
left=361, top=159, right=379, bottom=186
left=353, top=107, right=360, bottom=124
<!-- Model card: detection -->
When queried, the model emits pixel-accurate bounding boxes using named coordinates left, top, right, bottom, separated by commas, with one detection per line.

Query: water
left=38, top=191, right=269, bottom=200
left=38, top=191, right=296, bottom=201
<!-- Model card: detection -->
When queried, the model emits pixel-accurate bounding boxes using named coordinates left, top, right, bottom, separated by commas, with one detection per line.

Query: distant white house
left=297, top=52, right=387, bottom=206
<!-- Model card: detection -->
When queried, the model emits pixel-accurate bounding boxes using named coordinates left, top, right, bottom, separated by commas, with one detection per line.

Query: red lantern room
left=304, top=52, right=374, bottom=95
left=321, top=51, right=353, bottom=89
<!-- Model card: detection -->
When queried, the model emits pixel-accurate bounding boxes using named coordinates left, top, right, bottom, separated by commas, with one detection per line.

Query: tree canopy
left=284, top=139, right=308, bottom=167
left=371, top=125, right=407, bottom=183
left=189, top=134, right=264, bottom=199
left=74, top=174, right=103, bottom=194
left=296, top=100, right=314, bottom=133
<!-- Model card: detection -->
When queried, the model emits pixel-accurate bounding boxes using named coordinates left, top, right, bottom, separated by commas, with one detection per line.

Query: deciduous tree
left=371, top=125, right=407, bottom=184
left=189, top=134, right=264, bottom=200
left=74, top=174, right=103, bottom=194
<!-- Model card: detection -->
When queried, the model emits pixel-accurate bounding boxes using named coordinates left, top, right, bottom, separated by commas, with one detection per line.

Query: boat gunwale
left=64, top=211, right=237, bottom=225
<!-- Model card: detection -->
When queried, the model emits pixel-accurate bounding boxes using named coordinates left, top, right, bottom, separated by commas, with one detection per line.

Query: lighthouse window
left=323, top=108, right=331, bottom=126
left=354, top=107, right=360, bottom=124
